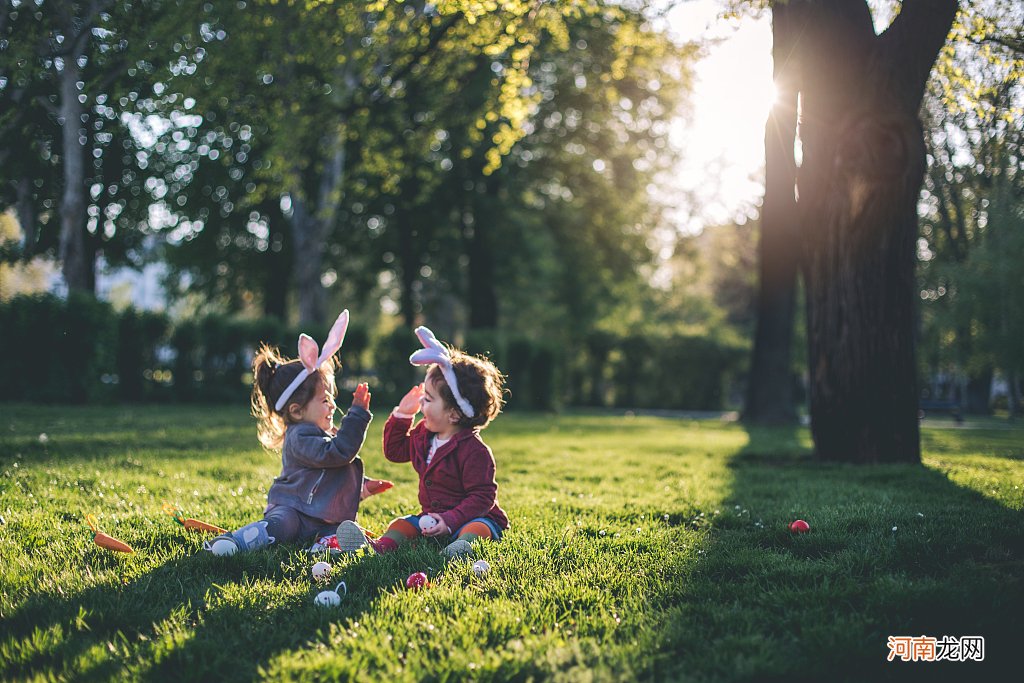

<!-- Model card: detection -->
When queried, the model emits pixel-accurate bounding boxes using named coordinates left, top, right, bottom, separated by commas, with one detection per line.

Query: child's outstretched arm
left=383, top=384, right=424, bottom=463
left=288, top=383, right=372, bottom=468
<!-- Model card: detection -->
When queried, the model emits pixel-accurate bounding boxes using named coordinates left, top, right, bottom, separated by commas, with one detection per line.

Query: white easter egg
left=311, top=561, right=332, bottom=580
left=314, top=590, right=341, bottom=607
left=472, top=559, right=491, bottom=576
left=418, top=515, right=438, bottom=532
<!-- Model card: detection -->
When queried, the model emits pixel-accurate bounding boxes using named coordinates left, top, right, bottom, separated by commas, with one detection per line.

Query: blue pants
left=263, top=505, right=338, bottom=543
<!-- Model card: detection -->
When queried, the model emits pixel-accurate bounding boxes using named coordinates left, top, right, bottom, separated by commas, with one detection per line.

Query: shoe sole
left=335, top=520, right=369, bottom=553
left=442, top=539, right=474, bottom=558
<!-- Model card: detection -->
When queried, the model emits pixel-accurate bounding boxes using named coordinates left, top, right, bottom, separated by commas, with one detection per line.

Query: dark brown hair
left=250, top=343, right=337, bottom=449
left=426, top=348, right=506, bottom=429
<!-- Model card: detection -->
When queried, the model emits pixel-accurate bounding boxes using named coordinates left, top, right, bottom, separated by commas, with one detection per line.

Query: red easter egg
left=789, top=519, right=810, bottom=533
left=406, top=571, right=429, bottom=590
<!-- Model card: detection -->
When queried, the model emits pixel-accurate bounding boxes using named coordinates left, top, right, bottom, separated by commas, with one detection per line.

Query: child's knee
left=386, top=516, right=420, bottom=539
left=455, top=518, right=501, bottom=542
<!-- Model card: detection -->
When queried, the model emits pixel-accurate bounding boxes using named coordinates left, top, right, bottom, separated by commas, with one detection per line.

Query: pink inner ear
left=298, top=334, right=319, bottom=371
left=320, top=310, right=349, bottom=363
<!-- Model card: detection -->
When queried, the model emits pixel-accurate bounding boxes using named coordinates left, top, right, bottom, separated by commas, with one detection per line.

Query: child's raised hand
left=397, top=384, right=424, bottom=416
left=351, top=382, right=371, bottom=410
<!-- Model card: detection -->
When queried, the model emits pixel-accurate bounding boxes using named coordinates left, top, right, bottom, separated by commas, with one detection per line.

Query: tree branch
left=880, top=0, right=959, bottom=110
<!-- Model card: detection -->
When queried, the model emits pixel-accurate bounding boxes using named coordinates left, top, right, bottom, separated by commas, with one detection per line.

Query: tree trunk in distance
left=58, top=58, right=90, bottom=293
left=745, top=3, right=800, bottom=425
left=467, top=174, right=499, bottom=330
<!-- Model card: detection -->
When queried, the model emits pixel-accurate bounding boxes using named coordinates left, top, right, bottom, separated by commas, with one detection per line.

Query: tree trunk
left=58, top=57, right=90, bottom=293
left=467, top=175, right=499, bottom=330
left=797, top=1, right=958, bottom=463
left=262, top=201, right=291, bottom=320
left=745, top=4, right=801, bottom=425
left=289, top=193, right=324, bottom=325
left=289, top=124, right=347, bottom=325
left=16, top=177, right=38, bottom=256
left=965, top=367, right=993, bottom=415
left=1008, top=372, right=1021, bottom=419
left=396, top=172, right=423, bottom=329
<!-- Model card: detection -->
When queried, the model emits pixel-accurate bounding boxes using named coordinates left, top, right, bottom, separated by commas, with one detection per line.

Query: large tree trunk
left=744, top=4, right=801, bottom=425
left=797, top=1, right=958, bottom=463
left=58, top=57, right=90, bottom=293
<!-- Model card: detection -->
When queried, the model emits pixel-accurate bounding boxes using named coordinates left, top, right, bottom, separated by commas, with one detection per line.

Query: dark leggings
left=263, top=505, right=338, bottom=544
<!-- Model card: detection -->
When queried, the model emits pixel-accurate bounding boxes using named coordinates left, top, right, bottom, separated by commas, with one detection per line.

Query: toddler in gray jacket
left=207, top=310, right=388, bottom=555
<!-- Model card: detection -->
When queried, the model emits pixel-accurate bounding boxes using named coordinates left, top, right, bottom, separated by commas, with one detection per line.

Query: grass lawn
left=1, top=405, right=1021, bottom=682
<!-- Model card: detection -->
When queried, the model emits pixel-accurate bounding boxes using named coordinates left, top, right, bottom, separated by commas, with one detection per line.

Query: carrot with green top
left=86, top=514, right=134, bottom=553
left=163, top=502, right=227, bottom=534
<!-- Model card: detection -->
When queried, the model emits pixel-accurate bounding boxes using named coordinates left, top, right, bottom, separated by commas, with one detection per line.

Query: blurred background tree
left=0, top=0, right=190, bottom=293
left=5, top=0, right=1019, bottom=421
left=917, top=0, right=1024, bottom=417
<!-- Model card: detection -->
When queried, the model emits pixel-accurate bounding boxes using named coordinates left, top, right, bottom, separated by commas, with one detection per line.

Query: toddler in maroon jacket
left=336, top=326, right=508, bottom=558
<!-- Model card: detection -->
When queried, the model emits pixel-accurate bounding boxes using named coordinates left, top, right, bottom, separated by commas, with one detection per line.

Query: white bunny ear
left=410, top=348, right=445, bottom=366
left=317, top=309, right=349, bottom=366
left=297, top=334, right=319, bottom=372
left=415, top=326, right=445, bottom=352
left=275, top=309, right=351, bottom=412
left=410, top=326, right=449, bottom=367
left=407, top=326, right=476, bottom=417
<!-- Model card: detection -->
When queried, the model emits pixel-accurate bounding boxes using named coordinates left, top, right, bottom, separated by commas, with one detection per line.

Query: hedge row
left=0, top=295, right=745, bottom=411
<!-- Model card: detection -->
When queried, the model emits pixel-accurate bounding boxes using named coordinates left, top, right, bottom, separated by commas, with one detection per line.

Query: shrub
left=0, top=293, right=119, bottom=403
left=117, top=308, right=170, bottom=401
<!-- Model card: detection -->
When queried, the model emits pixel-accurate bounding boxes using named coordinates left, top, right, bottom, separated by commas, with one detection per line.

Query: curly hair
left=250, top=343, right=337, bottom=450
left=426, top=348, right=506, bottom=429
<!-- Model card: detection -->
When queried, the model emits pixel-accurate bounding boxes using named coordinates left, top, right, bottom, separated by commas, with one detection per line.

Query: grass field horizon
left=1, top=404, right=1021, bottom=681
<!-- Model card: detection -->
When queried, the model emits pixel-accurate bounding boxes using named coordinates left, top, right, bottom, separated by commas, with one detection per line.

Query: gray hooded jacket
left=266, top=406, right=371, bottom=523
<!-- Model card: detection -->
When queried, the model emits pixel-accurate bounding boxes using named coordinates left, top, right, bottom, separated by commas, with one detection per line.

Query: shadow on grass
left=651, top=425, right=1023, bottom=683
left=0, top=538, right=452, bottom=682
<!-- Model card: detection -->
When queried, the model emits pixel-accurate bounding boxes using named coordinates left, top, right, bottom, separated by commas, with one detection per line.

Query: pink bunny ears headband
left=409, top=326, right=475, bottom=418
left=274, top=310, right=349, bottom=412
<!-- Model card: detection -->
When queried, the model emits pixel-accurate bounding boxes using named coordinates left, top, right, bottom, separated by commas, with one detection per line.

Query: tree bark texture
left=797, top=0, right=958, bottom=463
left=745, top=4, right=802, bottom=425
left=58, top=55, right=90, bottom=293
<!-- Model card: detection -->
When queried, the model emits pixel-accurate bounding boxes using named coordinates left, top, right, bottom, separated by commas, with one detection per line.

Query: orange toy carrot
left=86, top=514, right=134, bottom=553
left=163, top=502, right=227, bottom=534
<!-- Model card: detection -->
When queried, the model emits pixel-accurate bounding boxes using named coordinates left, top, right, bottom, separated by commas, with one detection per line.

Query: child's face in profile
left=299, top=375, right=337, bottom=432
left=419, top=377, right=459, bottom=435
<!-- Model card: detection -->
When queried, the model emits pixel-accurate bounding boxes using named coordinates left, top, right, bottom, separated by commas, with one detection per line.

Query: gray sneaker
left=335, top=520, right=370, bottom=553
left=442, top=539, right=474, bottom=559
